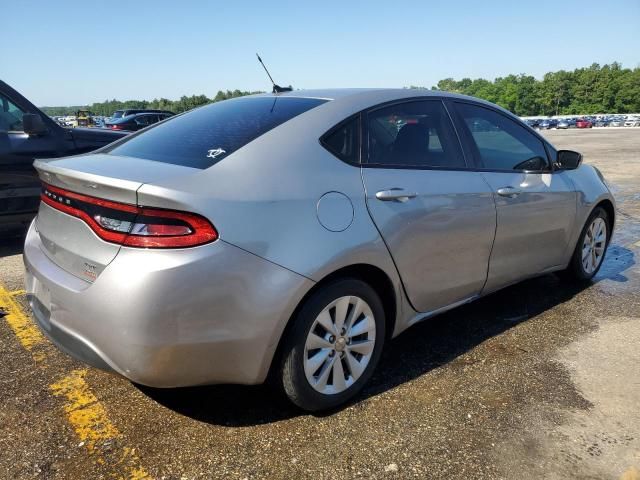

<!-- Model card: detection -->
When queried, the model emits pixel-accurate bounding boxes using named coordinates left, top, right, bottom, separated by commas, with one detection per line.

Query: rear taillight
left=41, top=183, right=217, bottom=248
left=110, top=124, right=122, bottom=130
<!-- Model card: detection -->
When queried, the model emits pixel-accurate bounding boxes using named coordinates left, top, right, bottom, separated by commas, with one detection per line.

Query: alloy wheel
left=303, top=295, right=376, bottom=395
left=582, top=217, right=607, bottom=274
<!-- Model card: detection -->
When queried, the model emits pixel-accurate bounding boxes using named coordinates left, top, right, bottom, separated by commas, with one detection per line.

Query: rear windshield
left=104, top=96, right=328, bottom=169
left=112, top=110, right=124, bottom=118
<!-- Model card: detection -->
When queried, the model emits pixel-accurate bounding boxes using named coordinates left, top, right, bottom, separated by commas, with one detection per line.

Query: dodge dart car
left=24, top=89, right=615, bottom=411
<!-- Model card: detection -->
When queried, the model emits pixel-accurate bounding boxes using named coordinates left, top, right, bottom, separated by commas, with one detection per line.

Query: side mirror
left=556, top=150, right=582, bottom=170
left=23, top=113, right=49, bottom=136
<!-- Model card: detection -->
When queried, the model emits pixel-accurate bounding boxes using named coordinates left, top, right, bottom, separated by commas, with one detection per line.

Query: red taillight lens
left=40, top=183, right=218, bottom=248
left=110, top=124, right=122, bottom=130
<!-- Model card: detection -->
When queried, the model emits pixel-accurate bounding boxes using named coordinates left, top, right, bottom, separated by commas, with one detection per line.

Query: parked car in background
left=557, top=119, right=569, bottom=129
left=576, top=118, right=593, bottom=128
left=107, top=112, right=174, bottom=131
left=108, top=109, right=174, bottom=122
left=24, top=89, right=615, bottom=411
left=0, top=80, right=127, bottom=236
left=609, top=118, right=625, bottom=127
left=595, top=118, right=610, bottom=127
left=624, top=117, right=640, bottom=127
left=539, top=119, right=558, bottom=129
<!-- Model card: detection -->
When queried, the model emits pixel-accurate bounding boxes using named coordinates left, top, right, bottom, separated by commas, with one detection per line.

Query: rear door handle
left=496, top=186, right=522, bottom=198
left=375, top=188, right=417, bottom=203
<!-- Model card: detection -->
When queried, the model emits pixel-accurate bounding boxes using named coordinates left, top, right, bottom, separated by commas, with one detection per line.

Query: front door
left=0, top=92, right=64, bottom=228
left=451, top=101, right=577, bottom=292
left=361, top=99, right=496, bottom=313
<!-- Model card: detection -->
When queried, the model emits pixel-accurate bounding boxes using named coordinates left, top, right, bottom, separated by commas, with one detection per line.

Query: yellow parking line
left=0, top=283, right=151, bottom=479
left=0, top=284, right=45, bottom=353
left=50, top=369, right=151, bottom=479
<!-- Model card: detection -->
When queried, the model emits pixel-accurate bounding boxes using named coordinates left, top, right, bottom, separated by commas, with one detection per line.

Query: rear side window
left=455, top=103, right=549, bottom=171
left=366, top=100, right=465, bottom=168
left=321, top=115, right=360, bottom=164
left=134, top=115, right=153, bottom=126
left=105, top=97, right=328, bottom=169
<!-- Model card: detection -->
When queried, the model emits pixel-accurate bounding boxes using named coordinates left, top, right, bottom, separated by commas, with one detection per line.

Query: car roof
left=251, top=88, right=515, bottom=118
left=259, top=88, right=481, bottom=102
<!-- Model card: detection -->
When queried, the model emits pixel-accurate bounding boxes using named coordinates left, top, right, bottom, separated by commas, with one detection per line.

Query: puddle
left=596, top=245, right=636, bottom=283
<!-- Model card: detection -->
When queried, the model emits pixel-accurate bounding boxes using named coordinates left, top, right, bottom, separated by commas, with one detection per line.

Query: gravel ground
left=0, top=127, right=638, bottom=480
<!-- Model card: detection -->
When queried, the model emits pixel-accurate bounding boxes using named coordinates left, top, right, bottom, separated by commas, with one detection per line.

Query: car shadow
left=137, top=245, right=635, bottom=426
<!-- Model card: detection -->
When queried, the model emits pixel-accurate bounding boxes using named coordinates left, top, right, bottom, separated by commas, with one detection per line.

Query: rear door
left=361, top=99, right=496, bottom=313
left=451, top=101, right=576, bottom=292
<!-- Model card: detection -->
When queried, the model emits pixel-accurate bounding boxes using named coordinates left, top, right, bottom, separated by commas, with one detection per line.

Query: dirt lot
left=1, top=128, right=639, bottom=480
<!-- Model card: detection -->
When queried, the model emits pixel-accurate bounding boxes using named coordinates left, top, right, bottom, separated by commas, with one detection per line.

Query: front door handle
left=375, top=188, right=417, bottom=203
left=496, top=186, right=522, bottom=198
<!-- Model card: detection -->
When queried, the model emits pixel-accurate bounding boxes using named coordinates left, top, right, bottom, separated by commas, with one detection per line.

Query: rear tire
left=280, top=278, right=385, bottom=411
left=563, top=207, right=609, bottom=281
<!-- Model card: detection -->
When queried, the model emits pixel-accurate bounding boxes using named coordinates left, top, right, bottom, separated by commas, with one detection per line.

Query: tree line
left=424, top=62, right=640, bottom=116
left=41, top=62, right=639, bottom=117
left=40, top=89, right=261, bottom=116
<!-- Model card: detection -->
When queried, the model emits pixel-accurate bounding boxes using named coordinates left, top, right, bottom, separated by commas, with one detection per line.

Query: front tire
left=280, top=278, right=385, bottom=411
left=564, top=207, right=610, bottom=281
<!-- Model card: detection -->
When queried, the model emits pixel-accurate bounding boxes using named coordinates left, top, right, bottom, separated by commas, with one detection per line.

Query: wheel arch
left=595, top=199, right=615, bottom=242
left=266, top=263, right=397, bottom=382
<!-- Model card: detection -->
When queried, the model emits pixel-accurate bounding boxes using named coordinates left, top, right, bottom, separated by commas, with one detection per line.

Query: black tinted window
left=367, top=100, right=465, bottom=168
left=0, top=93, right=25, bottom=131
left=134, top=115, right=151, bottom=126
left=321, top=116, right=360, bottom=164
left=456, top=103, right=549, bottom=171
left=106, top=97, right=327, bottom=169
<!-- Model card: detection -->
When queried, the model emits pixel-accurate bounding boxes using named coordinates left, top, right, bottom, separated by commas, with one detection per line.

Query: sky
left=3, top=0, right=639, bottom=106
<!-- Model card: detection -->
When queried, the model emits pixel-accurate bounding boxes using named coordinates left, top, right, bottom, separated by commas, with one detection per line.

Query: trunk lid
left=33, top=153, right=200, bottom=282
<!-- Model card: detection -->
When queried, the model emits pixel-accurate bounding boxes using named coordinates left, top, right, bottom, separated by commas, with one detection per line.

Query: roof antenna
left=256, top=53, right=293, bottom=94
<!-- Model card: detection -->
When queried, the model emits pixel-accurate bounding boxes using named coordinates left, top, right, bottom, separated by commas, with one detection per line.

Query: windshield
left=112, top=110, right=124, bottom=119
left=105, top=96, right=328, bottom=169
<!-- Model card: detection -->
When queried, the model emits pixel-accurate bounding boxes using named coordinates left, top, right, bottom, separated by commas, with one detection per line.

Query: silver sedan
left=24, top=89, right=615, bottom=411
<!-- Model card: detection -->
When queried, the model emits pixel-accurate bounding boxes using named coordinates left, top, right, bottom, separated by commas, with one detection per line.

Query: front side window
left=455, top=103, right=549, bottom=171
left=366, top=100, right=465, bottom=168
left=106, top=96, right=328, bottom=169
left=0, top=93, right=25, bottom=132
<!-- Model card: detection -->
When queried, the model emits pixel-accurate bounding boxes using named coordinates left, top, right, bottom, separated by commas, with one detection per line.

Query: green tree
left=40, top=62, right=639, bottom=118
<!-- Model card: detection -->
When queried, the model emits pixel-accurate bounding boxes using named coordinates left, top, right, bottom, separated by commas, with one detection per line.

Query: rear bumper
left=23, top=221, right=314, bottom=387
